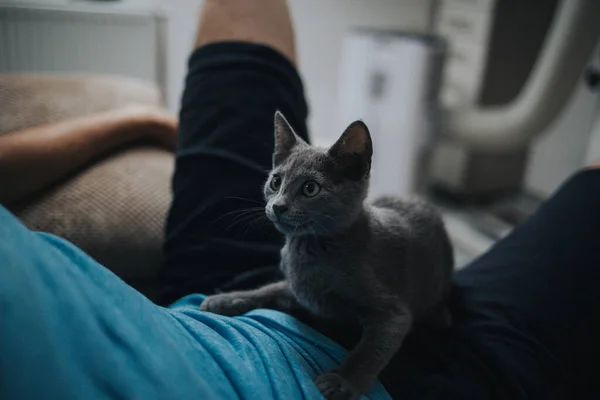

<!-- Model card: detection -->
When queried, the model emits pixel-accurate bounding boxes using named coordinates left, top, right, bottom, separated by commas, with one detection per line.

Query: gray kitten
left=201, top=111, right=454, bottom=400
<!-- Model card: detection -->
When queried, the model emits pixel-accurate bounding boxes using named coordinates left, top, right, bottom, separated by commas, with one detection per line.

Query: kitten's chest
left=280, top=240, right=360, bottom=320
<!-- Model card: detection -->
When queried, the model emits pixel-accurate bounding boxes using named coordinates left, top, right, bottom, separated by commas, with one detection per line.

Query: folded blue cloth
left=0, top=205, right=390, bottom=400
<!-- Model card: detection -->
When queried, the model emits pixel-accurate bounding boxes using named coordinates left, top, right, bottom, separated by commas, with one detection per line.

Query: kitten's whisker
left=251, top=216, right=268, bottom=234
left=215, top=207, right=264, bottom=218
left=239, top=215, right=270, bottom=237
left=231, top=209, right=265, bottom=223
left=223, top=196, right=266, bottom=206
left=224, top=212, right=267, bottom=232
left=213, top=207, right=265, bottom=225
left=320, top=214, right=337, bottom=223
left=312, top=218, right=331, bottom=235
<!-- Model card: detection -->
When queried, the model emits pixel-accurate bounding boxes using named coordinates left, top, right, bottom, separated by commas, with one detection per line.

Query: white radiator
left=0, top=3, right=167, bottom=94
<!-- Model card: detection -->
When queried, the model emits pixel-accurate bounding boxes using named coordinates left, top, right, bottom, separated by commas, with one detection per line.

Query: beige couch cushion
left=0, top=74, right=163, bottom=134
left=0, top=74, right=174, bottom=300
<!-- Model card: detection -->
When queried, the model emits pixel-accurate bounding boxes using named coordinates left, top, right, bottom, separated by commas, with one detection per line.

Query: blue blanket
left=0, top=205, right=390, bottom=400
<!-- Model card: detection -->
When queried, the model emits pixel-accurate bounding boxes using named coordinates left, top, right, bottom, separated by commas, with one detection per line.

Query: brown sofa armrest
left=0, top=73, right=163, bottom=135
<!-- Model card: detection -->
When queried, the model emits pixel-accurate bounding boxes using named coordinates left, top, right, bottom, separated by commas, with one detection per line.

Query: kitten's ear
left=273, top=111, right=305, bottom=166
left=328, top=120, right=373, bottom=180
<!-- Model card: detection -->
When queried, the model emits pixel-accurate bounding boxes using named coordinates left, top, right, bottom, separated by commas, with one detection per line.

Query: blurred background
left=1, top=0, right=599, bottom=276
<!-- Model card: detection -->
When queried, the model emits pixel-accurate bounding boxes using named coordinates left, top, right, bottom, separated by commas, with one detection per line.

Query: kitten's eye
left=302, top=181, right=321, bottom=197
left=270, top=175, right=282, bottom=191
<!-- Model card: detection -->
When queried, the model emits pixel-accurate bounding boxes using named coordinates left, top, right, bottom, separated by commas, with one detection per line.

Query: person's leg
left=449, top=168, right=600, bottom=398
left=160, top=0, right=309, bottom=304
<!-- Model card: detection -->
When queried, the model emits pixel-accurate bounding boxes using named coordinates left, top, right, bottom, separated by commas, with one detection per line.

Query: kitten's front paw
left=315, top=372, right=360, bottom=400
left=200, top=294, right=258, bottom=316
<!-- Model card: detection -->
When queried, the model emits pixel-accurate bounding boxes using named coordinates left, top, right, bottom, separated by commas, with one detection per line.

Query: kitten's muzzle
left=272, top=204, right=289, bottom=218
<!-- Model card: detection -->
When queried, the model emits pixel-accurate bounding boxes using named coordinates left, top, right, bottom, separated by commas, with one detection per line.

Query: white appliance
left=336, top=31, right=445, bottom=199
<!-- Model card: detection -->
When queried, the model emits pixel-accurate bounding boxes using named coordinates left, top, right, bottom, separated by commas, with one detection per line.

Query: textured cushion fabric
left=0, top=74, right=172, bottom=298
left=0, top=74, right=162, bottom=135
left=12, top=147, right=174, bottom=297
left=0, top=204, right=392, bottom=400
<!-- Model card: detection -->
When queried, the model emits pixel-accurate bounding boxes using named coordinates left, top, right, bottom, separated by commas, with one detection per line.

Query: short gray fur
left=201, top=111, right=454, bottom=400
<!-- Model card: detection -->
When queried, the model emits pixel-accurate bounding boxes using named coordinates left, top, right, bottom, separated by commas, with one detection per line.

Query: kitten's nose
left=272, top=204, right=289, bottom=218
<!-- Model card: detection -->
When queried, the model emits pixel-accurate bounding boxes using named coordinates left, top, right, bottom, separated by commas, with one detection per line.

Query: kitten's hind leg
left=200, top=281, right=296, bottom=316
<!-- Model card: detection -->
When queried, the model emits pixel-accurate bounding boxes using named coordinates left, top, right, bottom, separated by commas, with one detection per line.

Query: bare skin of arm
left=0, top=106, right=177, bottom=205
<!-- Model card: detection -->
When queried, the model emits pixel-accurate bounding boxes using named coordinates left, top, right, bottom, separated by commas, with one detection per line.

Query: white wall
left=585, top=105, right=600, bottom=164
left=584, top=48, right=600, bottom=166
left=524, top=82, right=599, bottom=197
left=162, top=0, right=433, bottom=143
left=160, top=0, right=203, bottom=110
left=524, top=43, right=600, bottom=197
